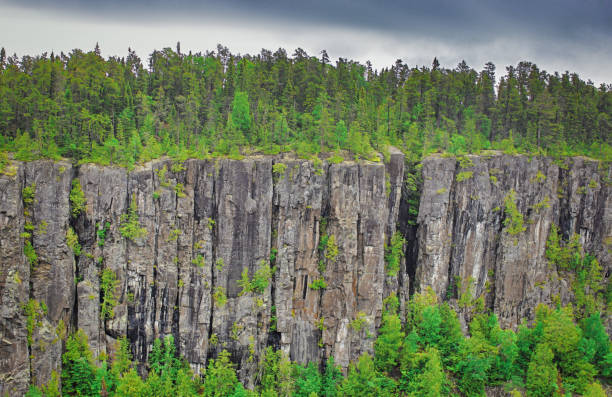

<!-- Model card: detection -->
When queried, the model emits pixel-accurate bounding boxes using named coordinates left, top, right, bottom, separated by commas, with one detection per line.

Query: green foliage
left=100, top=268, right=119, bottom=320
left=503, top=189, right=526, bottom=236
left=403, top=166, right=421, bottom=225
left=532, top=170, right=547, bottom=183
left=293, top=362, right=322, bottom=397
left=192, top=254, right=205, bottom=268
left=292, top=357, right=342, bottom=397
left=399, top=347, right=448, bottom=396
left=174, top=182, right=186, bottom=198
left=70, top=179, right=86, bottom=218
left=324, top=234, right=338, bottom=262
left=22, top=184, right=36, bottom=207
left=385, top=231, right=405, bottom=276
left=119, top=194, right=147, bottom=240
left=532, top=196, right=550, bottom=213
left=168, top=228, right=182, bottom=242
left=374, top=311, right=404, bottom=372
left=349, top=312, right=368, bottom=332
left=328, top=152, right=344, bottom=164
left=581, top=312, right=611, bottom=377
left=238, top=262, right=275, bottom=296
left=62, top=330, right=99, bottom=396
left=583, top=382, right=607, bottom=397
left=0, top=45, right=610, bottom=171
left=149, top=335, right=183, bottom=379
left=456, top=171, right=473, bottom=182
left=24, top=240, right=38, bottom=267
left=203, top=350, right=239, bottom=397
left=309, top=278, right=328, bottom=290
left=526, top=343, right=559, bottom=397
left=24, top=299, right=45, bottom=347
left=35, top=285, right=611, bottom=397
left=66, top=227, right=81, bottom=256
left=546, top=225, right=605, bottom=318
left=231, top=91, right=252, bottom=136
left=213, top=286, right=227, bottom=307
left=272, top=163, right=287, bottom=180
left=97, top=221, right=111, bottom=246
left=110, top=337, right=133, bottom=380
left=340, top=353, right=396, bottom=396
left=114, top=368, right=146, bottom=396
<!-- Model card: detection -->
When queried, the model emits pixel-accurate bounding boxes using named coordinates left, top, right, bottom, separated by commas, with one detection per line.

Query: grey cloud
left=0, top=0, right=611, bottom=83
left=5, top=0, right=612, bottom=42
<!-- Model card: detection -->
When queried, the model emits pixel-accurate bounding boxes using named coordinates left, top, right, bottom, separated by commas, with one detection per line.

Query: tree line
left=0, top=44, right=611, bottom=167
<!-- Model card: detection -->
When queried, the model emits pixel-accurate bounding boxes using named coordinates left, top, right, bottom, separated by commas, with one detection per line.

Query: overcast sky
left=1, top=0, right=611, bottom=84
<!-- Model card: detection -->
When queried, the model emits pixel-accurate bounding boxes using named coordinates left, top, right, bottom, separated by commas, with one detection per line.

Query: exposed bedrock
left=0, top=151, right=609, bottom=393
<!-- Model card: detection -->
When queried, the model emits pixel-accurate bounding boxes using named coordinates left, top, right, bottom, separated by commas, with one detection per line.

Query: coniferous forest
left=1, top=45, right=611, bottom=396
left=0, top=43, right=611, bottom=167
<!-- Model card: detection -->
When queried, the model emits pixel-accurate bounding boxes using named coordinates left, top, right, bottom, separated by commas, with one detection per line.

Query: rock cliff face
left=414, top=154, right=611, bottom=330
left=0, top=152, right=610, bottom=394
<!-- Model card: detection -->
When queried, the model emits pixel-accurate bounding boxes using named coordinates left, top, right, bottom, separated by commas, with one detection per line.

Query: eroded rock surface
left=0, top=152, right=610, bottom=393
left=415, top=154, right=611, bottom=329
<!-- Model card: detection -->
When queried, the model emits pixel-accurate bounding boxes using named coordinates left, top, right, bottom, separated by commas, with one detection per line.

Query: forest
left=0, top=43, right=611, bottom=167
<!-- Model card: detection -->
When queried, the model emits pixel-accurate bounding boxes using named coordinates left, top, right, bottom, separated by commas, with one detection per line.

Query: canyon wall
left=0, top=151, right=610, bottom=395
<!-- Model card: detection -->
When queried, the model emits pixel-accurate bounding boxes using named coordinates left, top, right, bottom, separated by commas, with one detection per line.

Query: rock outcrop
left=0, top=151, right=610, bottom=394
left=414, top=154, right=611, bottom=329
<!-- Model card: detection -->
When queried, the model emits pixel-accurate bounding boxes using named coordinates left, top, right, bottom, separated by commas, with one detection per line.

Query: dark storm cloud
left=1, top=0, right=611, bottom=83
left=5, top=0, right=612, bottom=43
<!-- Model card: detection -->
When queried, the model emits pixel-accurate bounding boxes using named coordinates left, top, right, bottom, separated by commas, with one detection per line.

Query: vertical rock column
left=319, top=162, right=361, bottom=368
left=25, top=161, right=74, bottom=387
left=414, top=156, right=457, bottom=298
left=177, top=159, right=215, bottom=373
left=0, top=162, right=29, bottom=395
left=317, top=161, right=388, bottom=367
left=75, top=164, right=128, bottom=358
left=126, top=164, right=157, bottom=364
left=490, top=156, right=559, bottom=328
left=352, top=162, right=387, bottom=358
left=211, top=158, right=273, bottom=384
left=273, top=159, right=325, bottom=364
left=383, top=148, right=407, bottom=316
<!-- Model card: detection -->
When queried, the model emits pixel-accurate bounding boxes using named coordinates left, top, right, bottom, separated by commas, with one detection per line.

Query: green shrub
left=328, top=153, right=344, bottom=164
left=385, top=231, right=405, bottom=276
left=192, top=254, right=205, bottom=268
left=532, top=170, right=546, bottom=183
left=66, top=227, right=81, bottom=256
left=24, top=299, right=45, bottom=347
left=238, top=262, right=275, bottom=296
left=100, top=268, right=119, bottom=320
left=350, top=312, right=368, bottom=332
left=272, top=163, right=287, bottom=181
left=70, top=179, right=86, bottom=218
left=174, top=182, right=186, bottom=198
left=526, top=344, right=559, bottom=396
left=97, top=221, right=111, bottom=246
left=24, top=240, right=38, bottom=267
left=309, top=278, right=327, bottom=290
left=456, top=171, right=473, bottom=182
left=503, top=189, right=526, bottom=236
left=213, top=286, right=227, bottom=308
left=22, top=184, right=36, bottom=207
left=324, top=235, right=338, bottom=262
left=119, top=194, right=147, bottom=241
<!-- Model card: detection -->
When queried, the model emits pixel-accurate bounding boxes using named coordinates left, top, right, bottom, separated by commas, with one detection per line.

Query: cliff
left=0, top=151, right=610, bottom=395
